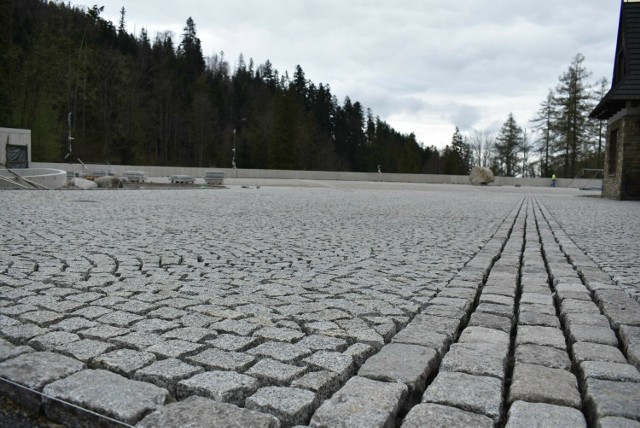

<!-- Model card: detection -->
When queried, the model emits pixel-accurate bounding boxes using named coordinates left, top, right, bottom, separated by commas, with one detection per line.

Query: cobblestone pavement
left=0, top=183, right=639, bottom=427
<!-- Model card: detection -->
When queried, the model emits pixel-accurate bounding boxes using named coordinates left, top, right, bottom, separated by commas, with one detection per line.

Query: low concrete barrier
left=32, top=162, right=602, bottom=189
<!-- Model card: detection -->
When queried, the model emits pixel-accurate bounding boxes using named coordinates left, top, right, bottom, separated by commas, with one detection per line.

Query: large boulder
left=94, top=176, right=124, bottom=188
left=469, top=166, right=494, bottom=185
left=69, top=177, right=98, bottom=190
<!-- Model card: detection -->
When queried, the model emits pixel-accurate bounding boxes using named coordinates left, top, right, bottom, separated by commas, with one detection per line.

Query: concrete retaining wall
left=32, top=162, right=603, bottom=189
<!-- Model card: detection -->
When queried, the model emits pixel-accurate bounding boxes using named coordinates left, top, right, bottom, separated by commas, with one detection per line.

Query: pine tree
left=531, top=89, right=557, bottom=177
left=494, top=113, right=522, bottom=177
left=553, top=53, right=593, bottom=177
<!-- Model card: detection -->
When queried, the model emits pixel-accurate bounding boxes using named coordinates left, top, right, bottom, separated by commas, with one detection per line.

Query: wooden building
left=591, top=0, right=640, bottom=200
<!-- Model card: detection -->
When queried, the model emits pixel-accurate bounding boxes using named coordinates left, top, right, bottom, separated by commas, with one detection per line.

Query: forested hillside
left=0, top=1, right=462, bottom=173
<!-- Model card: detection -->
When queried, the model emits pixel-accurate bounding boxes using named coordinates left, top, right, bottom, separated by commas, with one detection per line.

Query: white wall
left=32, top=162, right=603, bottom=189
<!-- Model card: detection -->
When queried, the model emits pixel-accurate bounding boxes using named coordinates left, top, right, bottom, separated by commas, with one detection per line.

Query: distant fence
left=32, top=162, right=602, bottom=189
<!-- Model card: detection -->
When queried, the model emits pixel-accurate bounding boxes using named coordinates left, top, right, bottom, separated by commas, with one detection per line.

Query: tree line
left=0, top=1, right=474, bottom=174
left=0, top=2, right=607, bottom=177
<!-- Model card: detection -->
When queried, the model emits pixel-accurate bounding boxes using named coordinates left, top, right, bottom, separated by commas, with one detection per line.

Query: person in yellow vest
left=551, top=174, right=557, bottom=188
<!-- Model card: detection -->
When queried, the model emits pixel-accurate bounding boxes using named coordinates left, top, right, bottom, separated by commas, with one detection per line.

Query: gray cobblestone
left=176, top=370, right=260, bottom=405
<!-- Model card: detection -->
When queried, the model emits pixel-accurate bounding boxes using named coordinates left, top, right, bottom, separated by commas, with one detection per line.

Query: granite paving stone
left=309, top=376, right=408, bottom=428
left=567, top=324, right=619, bottom=346
left=422, top=371, right=503, bottom=423
left=584, top=378, right=640, bottom=423
left=0, top=337, right=33, bottom=362
left=572, top=342, right=627, bottom=364
left=291, top=370, right=342, bottom=400
left=514, top=344, right=572, bottom=370
left=136, top=396, right=280, bottom=428
left=440, top=341, right=508, bottom=379
left=207, top=333, right=260, bottom=351
left=505, top=401, right=587, bottom=428
left=176, top=370, right=260, bottom=405
left=92, top=348, right=157, bottom=377
left=508, top=363, right=581, bottom=409
left=246, top=386, right=317, bottom=427
left=248, top=342, right=312, bottom=364
left=515, top=325, right=567, bottom=351
left=187, top=347, right=257, bottom=371
left=145, top=339, right=203, bottom=358
left=402, top=403, right=494, bottom=428
left=0, top=351, right=85, bottom=411
left=245, top=359, right=308, bottom=386
left=579, top=361, right=640, bottom=382
left=358, top=343, right=437, bottom=395
left=42, top=369, right=170, bottom=426
left=28, top=331, right=80, bottom=351
left=134, top=358, right=203, bottom=394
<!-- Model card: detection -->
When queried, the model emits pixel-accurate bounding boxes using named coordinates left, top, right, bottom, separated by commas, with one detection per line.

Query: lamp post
left=231, top=118, right=247, bottom=177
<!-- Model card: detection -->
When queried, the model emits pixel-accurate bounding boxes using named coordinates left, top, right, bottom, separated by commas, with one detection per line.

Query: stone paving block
left=43, top=369, right=170, bottom=426
left=291, top=370, right=341, bottom=400
left=207, top=333, right=260, bottom=352
left=597, top=417, right=640, bottom=428
left=134, top=358, right=203, bottom=394
left=96, top=310, right=144, bottom=327
left=304, top=351, right=355, bottom=381
left=210, top=318, right=260, bottom=336
left=110, top=331, right=164, bottom=350
left=0, top=351, right=85, bottom=411
left=515, top=344, right=572, bottom=370
left=92, top=348, right=157, bottom=377
left=619, top=325, right=640, bottom=369
left=517, top=309, right=561, bottom=328
left=187, top=347, right=256, bottom=371
left=19, top=310, right=67, bottom=327
left=131, top=318, right=181, bottom=333
left=0, top=323, right=48, bottom=344
left=0, top=337, right=33, bottom=362
left=145, top=339, right=203, bottom=359
left=296, top=334, right=348, bottom=352
left=519, top=302, right=557, bottom=316
left=508, top=363, right=581, bottom=409
left=58, top=338, right=115, bottom=362
left=579, top=361, right=640, bottom=383
left=392, top=325, right=450, bottom=357
left=248, top=342, right=312, bottom=364
left=421, top=305, right=467, bottom=322
left=480, top=293, right=514, bottom=306
left=483, top=285, right=516, bottom=297
left=458, top=326, right=510, bottom=350
left=72, top=305, right=112, bottom=319
left=246, top=359, right=308, bottom=386
left=438, top=287, right=477, bottom=300
left=358, top=343, right=437, bottom=395
left=516, top=325, right=566, bottom=351
left=246, top=386, right=317, bottom=427
left=594, top=289, right=640, bottom=328
left=402, top=403, right=494, bottom=428
left=137, top=395, right=280, bottom=428
left=50, top=316, right=98, bottom=332
left=409, top=314, right=463, bottom=341
left=254, top=326, right=305, bottom=343
left=428, top=297, right=472, bottom=312
left=310, top=376, right=407, bottom=428
left=476, top=302, right=515, bottom=319
left=422, top=371, right=503, bottom=423
left=161, top=327, right=216, bottom=342
left=343, top=342, right=376, bottom=367
left=440, top=341, right=508, bottom=380
left=572, top=342, right=627, bottom=364
left=564, top=312, right=611, bottom=328
left=584, top=378, right=640, bottom=423
left=560, top=299, right=601, bottom=317
left=567, top=324, right=618, bottom=346
left=78, top=324, right=129, bottom=340
left=505, top=400, right=586, bottom=428
left=176, top=370, right=260, bottom=405
left=468, top=312, right=512, bottom=333
left=28, top=331, right=80, bottom=351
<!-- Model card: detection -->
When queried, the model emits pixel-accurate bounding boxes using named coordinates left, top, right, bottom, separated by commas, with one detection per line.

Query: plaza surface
left=0, top=181, right=638, bottom=427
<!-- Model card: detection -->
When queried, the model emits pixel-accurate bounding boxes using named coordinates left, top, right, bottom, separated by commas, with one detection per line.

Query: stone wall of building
left=603, top=104, right=640, bottom=200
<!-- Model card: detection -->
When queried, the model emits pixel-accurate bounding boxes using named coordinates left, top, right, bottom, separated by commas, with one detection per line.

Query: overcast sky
left=75, top=0, right=621, bottom=149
